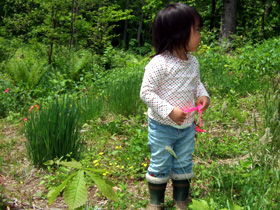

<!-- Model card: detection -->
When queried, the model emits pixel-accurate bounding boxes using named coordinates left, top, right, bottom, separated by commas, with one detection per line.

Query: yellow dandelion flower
left=127, top=158, right=130, bottom=160
left=109, top=163, right=113, bottom=166
left=93, top=160, right=99, bottom=163
left=121, top=166, right=124, bottom=169
left=99, top=152, right=104, bottom=155
left=129, top=166, right=134, bottom=169
left=143, top=164, right=147, bottom=167
left=94, top=163, right=99, bottom=167
left=115, top=146, right=119, bottom=149
left=103, top=173, right=107, bottom=176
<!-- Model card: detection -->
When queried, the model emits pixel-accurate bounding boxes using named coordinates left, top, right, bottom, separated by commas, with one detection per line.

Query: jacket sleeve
left=140, top=62, right=174, bottom=119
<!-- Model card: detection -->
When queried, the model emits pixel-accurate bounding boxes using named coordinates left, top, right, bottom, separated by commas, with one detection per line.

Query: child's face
left=186, top=25, right=201, bottom=52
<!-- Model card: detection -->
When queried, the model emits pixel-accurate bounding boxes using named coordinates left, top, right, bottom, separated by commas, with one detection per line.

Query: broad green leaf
left=229, top=202, right=243, bottom=210
left=86, top=171, right=118, bottom=201
left=189, top=199, right=210, bottom=210
left=83, top=168, right=107, bottom=173
left=63, top=170, right=88, bottom=210
left=47, top=172, right=77, bottom=205
left=59, top=161, right=82, bottom=169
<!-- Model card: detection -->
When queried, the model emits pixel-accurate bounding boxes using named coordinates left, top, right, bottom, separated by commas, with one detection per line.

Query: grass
left=1, top=87, right=279, bottom=209
left=1, top=39, right=280, bottom=209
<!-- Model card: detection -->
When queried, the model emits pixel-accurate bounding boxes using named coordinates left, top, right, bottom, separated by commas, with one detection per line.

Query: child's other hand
left=169, top=107, right=187, bottom=125
left=197, top=96, right=210, bottom=111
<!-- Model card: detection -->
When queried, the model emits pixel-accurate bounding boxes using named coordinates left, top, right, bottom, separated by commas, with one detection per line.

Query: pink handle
left=183, top=104, right=205, bottom=132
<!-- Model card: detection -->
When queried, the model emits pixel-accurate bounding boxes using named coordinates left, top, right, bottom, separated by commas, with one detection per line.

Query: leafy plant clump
left=46, top=159, right=118, bottom=210
left=24, top=95, right=85, bottom=167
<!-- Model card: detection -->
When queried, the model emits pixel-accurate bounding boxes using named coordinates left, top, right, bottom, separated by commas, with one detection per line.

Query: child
left=140, top=3, right=210, bottom=210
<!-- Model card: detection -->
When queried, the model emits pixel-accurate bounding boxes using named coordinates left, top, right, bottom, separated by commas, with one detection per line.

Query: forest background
left=0, top=0, right=280, bottom=209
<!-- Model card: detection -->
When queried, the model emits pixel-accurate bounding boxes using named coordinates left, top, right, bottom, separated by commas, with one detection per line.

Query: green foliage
left=64, top=170, right=88, bottom=209
left=0, top=37, right=19, bottom=63
left=105, top=66, right=144, bottom=117
left=24, top=95, right=85, bottom=167
left=46, top=160, right=117, bottom=210
left=87, top=2, right=133, bottom=54
left=5, top=46, right=49, bottom=90
left=79, top=95, right=104, bottom=123
left=199, top=37, right=280, bottom=96
left=0, top=73, right=32, bottom=118
left=189, top=198, right=243, bottom=210
left=264, top=74, right=280, bottom=152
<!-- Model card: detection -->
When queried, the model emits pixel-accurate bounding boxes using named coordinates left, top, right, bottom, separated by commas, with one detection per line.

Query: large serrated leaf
left=47, top=172, right=77, bottom=205
left=86, top=171, right=118, bottom=201
left=83, top=167, right=107, bottom=173
left=63, top=170, right=88, bottom=209
left=59, top=161, right=82, bottom=169
left=189, top=199, right=210, bottom=210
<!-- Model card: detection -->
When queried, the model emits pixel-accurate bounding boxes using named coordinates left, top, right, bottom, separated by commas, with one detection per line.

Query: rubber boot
left=172, top=179, right=191, bottom=210
left=146, top=182, right=167, bottom=210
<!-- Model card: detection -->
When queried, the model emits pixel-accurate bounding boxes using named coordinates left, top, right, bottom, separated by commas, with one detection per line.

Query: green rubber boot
left=146, top=182, right=167, bottom=210
left=172, top=179, right=191, bottom=210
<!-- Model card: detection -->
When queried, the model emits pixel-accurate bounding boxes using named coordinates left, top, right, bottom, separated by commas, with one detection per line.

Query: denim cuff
left=146, top=173, right=170, bottom=184
left=171, top=172, right=195, bottom=180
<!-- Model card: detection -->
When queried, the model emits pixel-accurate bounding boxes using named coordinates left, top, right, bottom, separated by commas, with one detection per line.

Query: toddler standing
left=140, top=3, right=210, bottom=210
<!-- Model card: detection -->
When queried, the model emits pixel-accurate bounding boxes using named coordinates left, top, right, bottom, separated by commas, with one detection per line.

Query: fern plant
left=5, top=51, right=49, bottom=90
left=46, top=160, right=118, bottom=209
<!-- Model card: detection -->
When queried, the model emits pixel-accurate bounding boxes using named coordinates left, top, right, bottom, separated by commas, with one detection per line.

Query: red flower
left=4, top=88, right=9, bottom=93
left=29, top=105, right=40, bottom=112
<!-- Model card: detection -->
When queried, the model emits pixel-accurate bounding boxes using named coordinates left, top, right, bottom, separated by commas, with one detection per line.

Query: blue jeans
left=146, top=118, right=195, bottom=184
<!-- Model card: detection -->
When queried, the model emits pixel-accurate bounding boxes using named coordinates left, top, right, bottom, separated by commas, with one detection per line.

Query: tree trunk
left=137, top=0, right=145, bottom=47
left=69, top=0, right=75, bottom=50
left=219, top=0, right=237, bottom=43
left=49, top=5, right=55, bottom=65
left=210, top=0, right=216, bottom=31
left=261, top=0, right=273, bottom=37
left=122, top=0, right=129, bottom=47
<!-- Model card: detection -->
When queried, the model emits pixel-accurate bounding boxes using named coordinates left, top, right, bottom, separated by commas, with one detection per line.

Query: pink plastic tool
left=183, top=104, right=206, bottom=132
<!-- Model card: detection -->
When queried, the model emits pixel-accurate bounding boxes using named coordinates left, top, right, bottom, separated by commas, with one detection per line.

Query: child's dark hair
left=152, top=3, right=203, bottom=56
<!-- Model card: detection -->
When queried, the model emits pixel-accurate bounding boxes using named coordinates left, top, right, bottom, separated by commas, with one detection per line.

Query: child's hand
left=169, top=107, right=187, bottom=125
left=196, top=96, right=210, bottom=111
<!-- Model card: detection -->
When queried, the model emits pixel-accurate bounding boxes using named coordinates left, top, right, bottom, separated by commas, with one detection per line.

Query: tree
left=122, top=0, right=130, bottom=47
left=210, top=0, right=217, bottom=30
left=69, top=0, right=79, bottom=49
left=220, top=0, right=237, bottom=43
left=137, top=0, right=145, bottom=46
